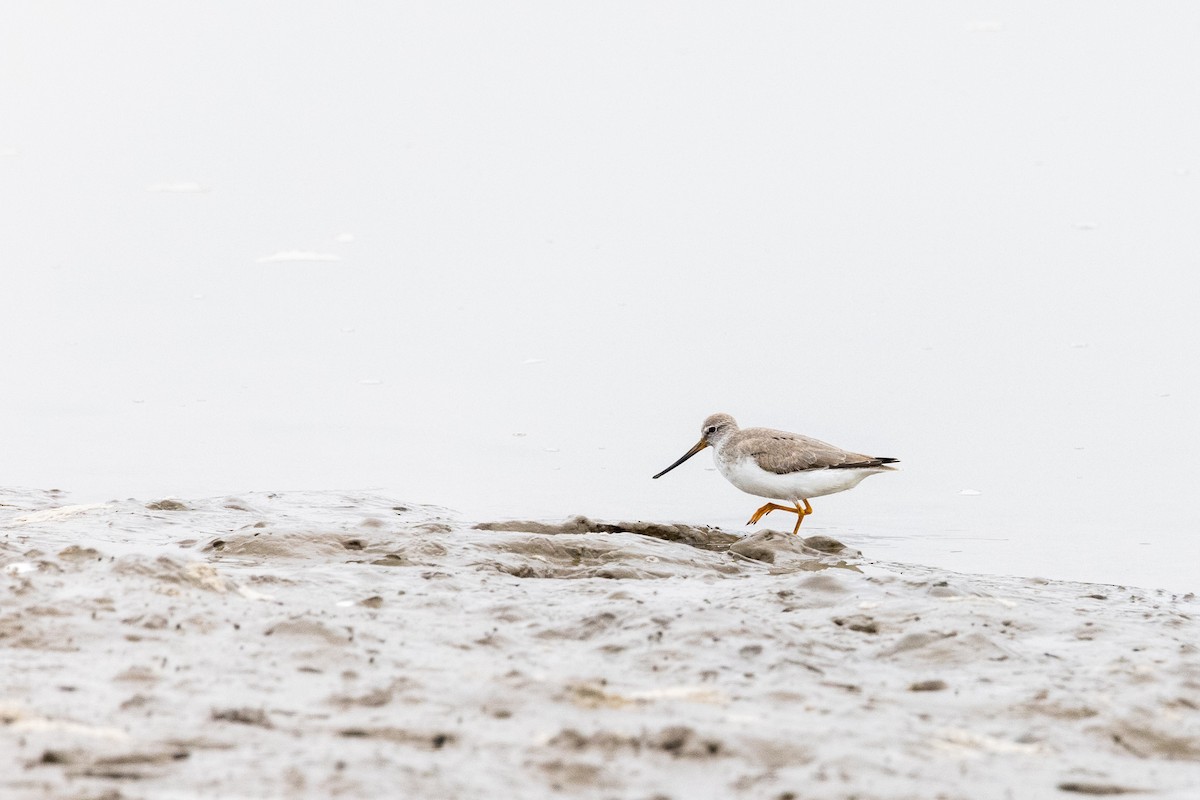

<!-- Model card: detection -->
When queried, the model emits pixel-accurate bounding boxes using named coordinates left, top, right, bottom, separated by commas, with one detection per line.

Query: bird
left=652, top=413, right=898, bottom=535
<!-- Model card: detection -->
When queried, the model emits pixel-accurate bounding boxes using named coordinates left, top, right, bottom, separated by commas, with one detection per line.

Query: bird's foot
left=789, top=500, right=814, bottom=535
left=747, top=502, right=801, bottom=526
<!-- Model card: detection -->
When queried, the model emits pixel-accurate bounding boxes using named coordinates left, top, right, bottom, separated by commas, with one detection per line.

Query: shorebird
left=652, top=413, right=897, bottom=534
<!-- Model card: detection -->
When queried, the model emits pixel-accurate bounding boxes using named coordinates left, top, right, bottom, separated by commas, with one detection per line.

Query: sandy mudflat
left=2, top=490, right=1198, bottom=799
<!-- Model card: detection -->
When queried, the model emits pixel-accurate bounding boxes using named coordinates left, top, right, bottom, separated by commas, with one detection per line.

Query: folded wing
left=740, top=428, right=899, bottom=475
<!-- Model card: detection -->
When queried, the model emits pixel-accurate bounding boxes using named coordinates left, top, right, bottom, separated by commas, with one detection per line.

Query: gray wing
left=737, top=428, right=896, bottom=475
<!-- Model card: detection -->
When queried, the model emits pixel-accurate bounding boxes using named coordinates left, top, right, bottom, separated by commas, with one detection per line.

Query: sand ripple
left=2, top=489, right=1198, bottom=798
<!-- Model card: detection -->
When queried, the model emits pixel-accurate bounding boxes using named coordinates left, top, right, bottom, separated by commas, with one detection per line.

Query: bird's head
left=698, top=412, right=737, bottom=447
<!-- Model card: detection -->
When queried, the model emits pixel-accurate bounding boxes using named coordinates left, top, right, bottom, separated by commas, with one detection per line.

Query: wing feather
left=738, top=427, right=897, bottom=475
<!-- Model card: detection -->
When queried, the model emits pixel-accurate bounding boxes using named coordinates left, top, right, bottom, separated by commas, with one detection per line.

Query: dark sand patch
left=475, top=516, right=740, bottom=551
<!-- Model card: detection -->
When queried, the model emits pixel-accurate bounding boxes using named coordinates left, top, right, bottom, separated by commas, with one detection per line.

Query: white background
left=3, top=3, right=1198, bottom=590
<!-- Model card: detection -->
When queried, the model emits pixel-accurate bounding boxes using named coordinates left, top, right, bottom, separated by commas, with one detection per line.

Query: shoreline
left=3, top=489, right=1198, bottom=798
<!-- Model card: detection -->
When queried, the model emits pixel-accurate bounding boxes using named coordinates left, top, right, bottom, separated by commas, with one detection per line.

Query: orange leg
left=790, top=499, right=814, bottom=535
left=746, top=502, right=795, bottom=526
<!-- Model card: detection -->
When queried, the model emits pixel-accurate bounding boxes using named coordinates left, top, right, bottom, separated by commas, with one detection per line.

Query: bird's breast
left=714, top=451, right=789, bottom=499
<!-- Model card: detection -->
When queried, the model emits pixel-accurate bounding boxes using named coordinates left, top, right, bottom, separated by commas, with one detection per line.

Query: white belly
left=716, top=453, right=886, bottom=501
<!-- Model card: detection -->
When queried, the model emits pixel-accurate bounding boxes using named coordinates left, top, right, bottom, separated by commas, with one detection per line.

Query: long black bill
left=651, top=439, right=708, bottom=479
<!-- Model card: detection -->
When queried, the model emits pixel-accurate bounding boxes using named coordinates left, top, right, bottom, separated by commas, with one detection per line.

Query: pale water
left=2, top=3, right=1197, bottom=592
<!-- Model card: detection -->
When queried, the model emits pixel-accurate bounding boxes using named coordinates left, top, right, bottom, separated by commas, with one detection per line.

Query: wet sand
left=2, top=489, right=1198, bottom=799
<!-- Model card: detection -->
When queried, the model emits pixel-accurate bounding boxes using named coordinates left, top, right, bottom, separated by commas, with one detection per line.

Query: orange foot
left=745, top=499, right=814, bottom=535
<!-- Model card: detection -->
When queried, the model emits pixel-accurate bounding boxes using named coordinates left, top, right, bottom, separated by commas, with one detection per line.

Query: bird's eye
left=705, top=426, right=717, bottom=434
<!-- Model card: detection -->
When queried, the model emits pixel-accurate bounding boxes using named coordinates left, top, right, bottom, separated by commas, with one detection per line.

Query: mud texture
left=2, top=489, right=1199, bottom=799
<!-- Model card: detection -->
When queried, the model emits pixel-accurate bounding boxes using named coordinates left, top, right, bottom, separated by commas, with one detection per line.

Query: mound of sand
left=2, top=489, right=1198, bottom=798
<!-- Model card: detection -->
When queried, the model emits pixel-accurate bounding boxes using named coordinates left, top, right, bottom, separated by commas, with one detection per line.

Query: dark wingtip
left=831, top=456, right=901, bottom=469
